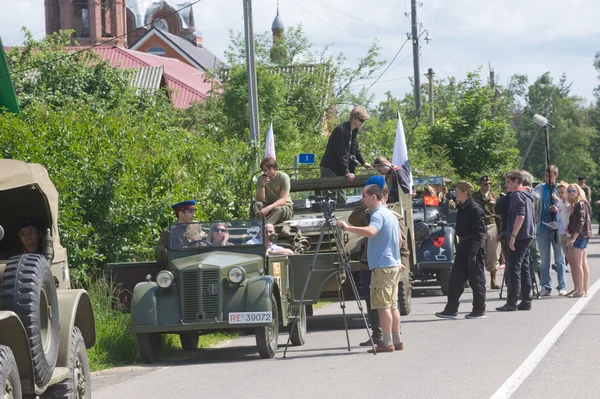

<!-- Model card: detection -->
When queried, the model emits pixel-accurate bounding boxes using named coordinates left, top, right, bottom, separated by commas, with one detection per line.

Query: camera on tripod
left=308, top=194, right=336, bottom=217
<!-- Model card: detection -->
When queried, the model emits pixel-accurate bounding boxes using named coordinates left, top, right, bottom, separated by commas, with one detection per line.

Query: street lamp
left=533, top=113, right=558, bottom=243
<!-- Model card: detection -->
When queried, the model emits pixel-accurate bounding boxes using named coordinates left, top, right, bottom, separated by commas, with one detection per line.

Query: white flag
left=265, top=122, right=276, bottom=160
left=391, top=111, right=413, bottom=187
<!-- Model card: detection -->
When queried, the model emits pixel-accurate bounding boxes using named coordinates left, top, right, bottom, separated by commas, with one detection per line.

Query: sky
left=1, top=0, right=599, bottom=107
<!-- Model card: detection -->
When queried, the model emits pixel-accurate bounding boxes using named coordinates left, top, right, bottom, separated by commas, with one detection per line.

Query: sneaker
left=394, top=342, right=404, bottom=351
left=435, top=311, right=458, bottom=319
left=539, top=290, right=552, bottom=297
left=495, top=303, right=518, bottom=312
left=360, top=338, right=382, bottom=347
left=558, top=290, right=567, bottom=296
left=465, top=311, right=486, bottom=319
left=517, top=302, right=532, bottom=311
left=367, top=344, right=394, bottom=353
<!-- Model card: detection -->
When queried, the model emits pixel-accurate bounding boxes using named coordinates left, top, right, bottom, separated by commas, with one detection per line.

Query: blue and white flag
left=265, top=122, right=276, bottom=160
left=391, top=111, right=413, bottom=188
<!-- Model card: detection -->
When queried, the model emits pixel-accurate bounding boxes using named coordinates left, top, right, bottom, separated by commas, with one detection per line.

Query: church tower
left=45, top=0, right=127, bottom=47
left=270, top=2, right=286, bottom=64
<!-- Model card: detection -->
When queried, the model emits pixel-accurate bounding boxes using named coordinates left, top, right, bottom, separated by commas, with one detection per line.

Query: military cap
left=479, top=175, right=491, bottom=183
left=16, top=217, right=43, bottom=233
left=455, top=181, right=474, bottom=194
left=578, top=176, right=586, bottom=181
left=171, top=200, right=196, bottom=214
left=365, top=175, right=385, bottom=189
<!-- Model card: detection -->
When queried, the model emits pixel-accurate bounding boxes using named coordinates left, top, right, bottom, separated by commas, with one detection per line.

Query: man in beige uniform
left=251, top=157, right=293, bottom=225
left=471, top=176, right=501, bottom=289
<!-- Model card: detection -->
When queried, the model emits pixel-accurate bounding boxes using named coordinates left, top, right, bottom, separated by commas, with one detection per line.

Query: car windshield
left=169, top=220, right=265, bottom=249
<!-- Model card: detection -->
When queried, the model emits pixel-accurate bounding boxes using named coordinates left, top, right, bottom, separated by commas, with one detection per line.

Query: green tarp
left=0, top=36, right=20, bottom=115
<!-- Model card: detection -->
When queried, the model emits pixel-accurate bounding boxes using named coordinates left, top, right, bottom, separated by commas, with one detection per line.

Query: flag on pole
left=265, top=121, right=276, bottom=160
left=391, top=111, right=413, bottom=188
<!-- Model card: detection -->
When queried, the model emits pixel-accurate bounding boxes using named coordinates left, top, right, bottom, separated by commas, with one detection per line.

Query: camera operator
left=337, top=183, right=404, bottom=353
left=320, top=106, right=372, bottom=205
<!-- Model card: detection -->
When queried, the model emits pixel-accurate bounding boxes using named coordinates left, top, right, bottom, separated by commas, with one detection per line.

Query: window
left=146, top=46, right=166, bottom=57
left=153, top=18, right=169, bottom=31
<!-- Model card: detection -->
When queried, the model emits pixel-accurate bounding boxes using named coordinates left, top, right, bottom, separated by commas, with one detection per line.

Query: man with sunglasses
left=472, top=176, right=501, bottom=289
left=320, top=106, right=372, bottom=205
left=155, top=200, right=205, bottom=265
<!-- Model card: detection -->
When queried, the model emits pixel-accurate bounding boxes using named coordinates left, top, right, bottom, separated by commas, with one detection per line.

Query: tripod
left=283, top=212, right=376, bottom=358
left=499, top=252, right=540, bottom=300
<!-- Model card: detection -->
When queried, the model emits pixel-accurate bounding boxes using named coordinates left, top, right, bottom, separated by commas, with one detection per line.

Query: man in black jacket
left=435, top=181, right=487, bottom=319
left=320, top=106, right=372, bottom=205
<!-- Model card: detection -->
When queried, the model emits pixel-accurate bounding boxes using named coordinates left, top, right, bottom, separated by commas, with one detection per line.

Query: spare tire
left=1, top=254, right=60, bottom=387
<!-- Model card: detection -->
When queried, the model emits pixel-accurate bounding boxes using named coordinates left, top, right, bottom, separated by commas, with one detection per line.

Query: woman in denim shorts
left=554, top=182, right=575, bottom=293
left=566, top=184, right=592, bottom=297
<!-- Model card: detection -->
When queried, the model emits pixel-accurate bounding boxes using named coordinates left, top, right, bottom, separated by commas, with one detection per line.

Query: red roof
left=90, top=46, right=213, bottom=108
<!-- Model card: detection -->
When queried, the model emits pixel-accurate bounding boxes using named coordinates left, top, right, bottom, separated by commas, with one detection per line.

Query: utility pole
left=411, top=0, right=421, bottom=114
left=243, top=0, right=260, bottom=166
left=427, top=68, right=434, bottom=124
left=489, top=64, right=497, bottom=118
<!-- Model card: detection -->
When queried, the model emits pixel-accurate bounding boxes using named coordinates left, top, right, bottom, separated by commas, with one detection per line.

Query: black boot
left=360, top=309, right=382, bottom=346
left=496, top=303, right=517, bottom=312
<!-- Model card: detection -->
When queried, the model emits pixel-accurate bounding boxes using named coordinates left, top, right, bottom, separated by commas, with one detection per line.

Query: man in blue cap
left=155, top=200, right=204, bottom=265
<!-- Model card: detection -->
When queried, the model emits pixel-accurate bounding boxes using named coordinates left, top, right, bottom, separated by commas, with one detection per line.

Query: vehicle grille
left=181, top=268, right=221, bottom=323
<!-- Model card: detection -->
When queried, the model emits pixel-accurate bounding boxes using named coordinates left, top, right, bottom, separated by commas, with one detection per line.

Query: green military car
left=107, top=219, right=342, bottom=363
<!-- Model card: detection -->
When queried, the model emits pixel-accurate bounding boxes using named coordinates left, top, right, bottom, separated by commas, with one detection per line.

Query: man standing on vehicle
left=471, top=176, right=501, bottom=289
left=250, top=157, right=294, bottom=225
left=373, top=156, right=411, bottom=203
left=155, top=200, right=203, bottom=265
left=496, top=170, right=536, bottom=311
left=534, top=165, right=567, bottom=296
left=320, top=106, right=372, bottom=205
left=337, top=183, right=404, bottom=353
left=435, top=181, right=487, bottom=319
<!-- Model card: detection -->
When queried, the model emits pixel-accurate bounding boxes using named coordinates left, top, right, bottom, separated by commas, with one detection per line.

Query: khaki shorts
left=370, top=266, right=402, bottom=310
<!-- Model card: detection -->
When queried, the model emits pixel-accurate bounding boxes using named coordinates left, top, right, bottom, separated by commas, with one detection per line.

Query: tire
left=136, top=333, right=162, bottom=363
left=0, top=254, right=59, bottom=387
left=255, top=294, right=279, bottom=359
left=0, top=345, right=22, bottom=399
left=289, top=305, right=307, bottom=346
left=40, top=327, right=90, bottom=399
left=179, top=332, right=199, bottom=351
left=398, top=274, right=412, bottom=316
left=440, top=269, right=451, bottom=296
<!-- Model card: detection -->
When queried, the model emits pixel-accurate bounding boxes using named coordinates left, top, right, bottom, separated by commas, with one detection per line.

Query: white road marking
left=490, top=277, right=600, bottom=399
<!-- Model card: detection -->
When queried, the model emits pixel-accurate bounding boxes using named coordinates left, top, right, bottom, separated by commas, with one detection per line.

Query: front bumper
left=415, top=261, right=453, bottom=271
left=129, top=320, right=273, bottom=334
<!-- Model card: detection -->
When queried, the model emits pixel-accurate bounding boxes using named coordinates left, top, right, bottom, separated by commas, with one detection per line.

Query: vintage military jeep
left=107, top=219, right=341, bottom=362
left=271, top=173, right=415, bottom=315
left=411, top=176, right=456, bottom=295
left=0, top=159, right=96, bottom=398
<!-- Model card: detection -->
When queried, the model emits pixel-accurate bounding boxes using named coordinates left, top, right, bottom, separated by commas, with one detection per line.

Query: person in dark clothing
left=496, top=170, right=536, bottom=311
left=435, top=181, right=487, bottom=319
left=320, top=106, right=372, bottom=205
left=373, top=156, right=411, bottom=202
left=495, top=192, right=512, bottom=288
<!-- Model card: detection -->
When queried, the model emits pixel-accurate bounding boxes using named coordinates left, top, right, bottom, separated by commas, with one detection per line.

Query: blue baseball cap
left=365, top=175, right=385, bottom=189
left=171, top=200, right=196, bottom=213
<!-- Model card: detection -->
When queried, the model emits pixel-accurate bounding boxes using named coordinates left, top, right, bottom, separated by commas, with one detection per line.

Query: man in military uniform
left=471, top=176, right=501, bottom=289
left=435, top=181, right=487, bottom=319
left=578, top=176, right=591, bottom=201
left=155, top=200, right=205, bottom=265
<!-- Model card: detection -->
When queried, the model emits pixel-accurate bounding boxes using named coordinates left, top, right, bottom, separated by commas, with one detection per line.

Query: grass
left=313, top=297, right=338, bottom=310
left=86, top=279, right=237, bottom=371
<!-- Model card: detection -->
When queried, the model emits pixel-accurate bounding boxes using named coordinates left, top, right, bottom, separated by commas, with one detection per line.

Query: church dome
left=126, top=0, right=193, bottom=30
left=272, top=7, right=284, bottom=30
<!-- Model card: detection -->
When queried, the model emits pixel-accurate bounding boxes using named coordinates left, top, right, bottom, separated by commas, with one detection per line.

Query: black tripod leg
left=335, top=270, right=352, bottom=351
left=530, top=259, right=540, bottom=299
left=282, top=223, right=329, bottom=359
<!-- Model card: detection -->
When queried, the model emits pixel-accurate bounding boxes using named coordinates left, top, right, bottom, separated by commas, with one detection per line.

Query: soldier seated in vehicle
left=155, top=200, right=206, bottom=265
left=250, top=157, right=294, bottom=225
left=265, top=223, right=293, bottom=256
left=16, top=217, right=44, bottom=255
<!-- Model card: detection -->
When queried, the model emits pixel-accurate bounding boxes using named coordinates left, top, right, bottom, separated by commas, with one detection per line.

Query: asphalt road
left=92, top=237, right=600, bottom=399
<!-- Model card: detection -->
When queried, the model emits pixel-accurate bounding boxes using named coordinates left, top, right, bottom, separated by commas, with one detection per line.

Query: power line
left=315, top=0, right=398, bottom=31
left=420, top=3, right=463, bottom=76
left=365, top=37, right=410, bottom=92
left=289, top=0, right=373, bottom=39
left=2, top=0, right=206, bottom=80
left=350, top=75, right=410, bottom=88
left=388, top=53, right=413, bottom=73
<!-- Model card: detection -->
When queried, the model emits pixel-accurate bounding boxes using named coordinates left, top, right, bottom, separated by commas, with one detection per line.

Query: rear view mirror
left=0, top=225, right=4, bottom=241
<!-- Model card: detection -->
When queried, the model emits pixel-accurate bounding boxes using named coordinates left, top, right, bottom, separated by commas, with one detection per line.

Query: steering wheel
left=187, top=239, right=213, bottom=247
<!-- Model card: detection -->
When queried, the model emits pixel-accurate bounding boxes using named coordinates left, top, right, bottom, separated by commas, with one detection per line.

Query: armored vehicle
left=411, top=176, right=456, bottom=295
left=0, top=159, right=96, bottom=398
left=272, top=173, right=415, bottom=315
left=107, top=219, right=342, bottom=363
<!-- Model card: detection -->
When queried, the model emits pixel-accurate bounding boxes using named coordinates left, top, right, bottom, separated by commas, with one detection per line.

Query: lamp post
left=533, top=113, right=558, bottom=243
left=243, top=0, right=260, bottom=168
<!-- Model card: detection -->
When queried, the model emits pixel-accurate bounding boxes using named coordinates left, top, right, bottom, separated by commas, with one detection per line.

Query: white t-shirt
left=557, top=199, right=571, bottom=236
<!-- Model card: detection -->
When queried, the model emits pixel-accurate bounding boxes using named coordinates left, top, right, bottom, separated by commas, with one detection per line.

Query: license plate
left=228, top=312, right=272, bottom=324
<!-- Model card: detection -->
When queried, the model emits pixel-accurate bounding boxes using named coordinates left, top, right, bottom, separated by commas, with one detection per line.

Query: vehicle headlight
left=156, top=270, right=174, bottom=288
left=228, top=267, right=246, bottom=284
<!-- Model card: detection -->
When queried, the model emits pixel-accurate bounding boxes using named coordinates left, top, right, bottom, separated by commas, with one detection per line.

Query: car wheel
left=0, top=346, right=22, bottom=399
left=136, top=333, right=162, bottom=363
left=289, top=305, right=307, bottom=346
left=179, top=332, right=199, bottom=351
left=255, top=294, right=279, bottom=359
left=440, top=269, right=451, bottom=296
left=1, top=254, right=59, bottom=387
left=398, top=273, right=412, bottom=316
left=40, top=327, right=90, bottom=399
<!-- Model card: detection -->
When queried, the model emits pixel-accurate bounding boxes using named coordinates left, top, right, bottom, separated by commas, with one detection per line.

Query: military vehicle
left=0, top=159, right=96, bottom=399
left=106, top=219, right=344, bottom=363
left=411, top=176, right=456, bottom=295
left=272, top=173, right=415, bottom=315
